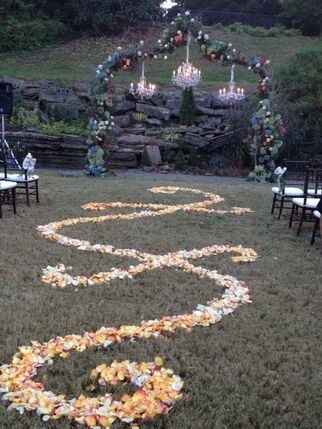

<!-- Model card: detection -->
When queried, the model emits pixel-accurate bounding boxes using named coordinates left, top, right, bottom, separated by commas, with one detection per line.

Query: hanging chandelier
left=218, top=65, right=245, bottom=103
left=130, top=62, right=156, bottom=100
left=172, top=32, right=201, bottom=89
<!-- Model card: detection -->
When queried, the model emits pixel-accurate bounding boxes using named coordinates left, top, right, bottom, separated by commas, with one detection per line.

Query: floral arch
left=85, top=10, right=284, bottom=180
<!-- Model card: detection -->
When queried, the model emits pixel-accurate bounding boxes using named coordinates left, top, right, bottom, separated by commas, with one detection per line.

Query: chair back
left=302, top=168, right=322, bottom=204
left=282, top=159, right=311, bottom=189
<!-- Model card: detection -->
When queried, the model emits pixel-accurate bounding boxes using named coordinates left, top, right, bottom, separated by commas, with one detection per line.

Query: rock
left=145, top=130, right=162, bottom=137
left=111, top=100, right=136, bottom=115
left=201, top=117, right=222, bottom=129
left=150, top=94, right=165, bottom=107
left=111, top=125, right=122, bottom=137
left=183, top=133, right=209, bottom=148
left=5, top=131, right=87, bottom=168
left=39, top=88, right=64, bottom=105
left=177, top=126, right=201, bottom=134
left=107, top=149, right=138, bottom=168
left=194, top=115, right=208, bottom=125
left=72, top=82, right=90, bottom=102
left=146, top=146, right=162, bottom=165
left=196, top=96, right=211, bottom=109
left=210, top=94, right=225, bottom=109
left=61, top=135, right=87, bottom=150
left=161, top=164, right=170, bottom=172
left=117, top=134, right=177, bottom=148
left=196, top=106, right=229, bottom=117
left=22, top=86, right=40, bottom=100
left=136, top=103, right=171, bottom=121
left=0, top=76, right=26, bottom=88
left=165, top=99, right=181, bottom=111
left=114, top=114, right=131, bottom=128
left=108, top=144, right=120, bottom=152
left=145, top=118, right=162, bottom=126
left=123, top=127, right=147, bottom=135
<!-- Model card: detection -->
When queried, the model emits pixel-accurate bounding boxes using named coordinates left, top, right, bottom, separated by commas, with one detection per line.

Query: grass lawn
left=0, top=171, right=321, bottom=428
left=0, top=30, right=321, bottom=89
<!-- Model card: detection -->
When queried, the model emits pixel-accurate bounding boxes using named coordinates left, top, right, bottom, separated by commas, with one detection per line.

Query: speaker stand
left=1, top=114, right=21, bottom=171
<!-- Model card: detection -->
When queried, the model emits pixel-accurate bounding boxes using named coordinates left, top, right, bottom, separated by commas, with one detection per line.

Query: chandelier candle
left=172, top=32, right=201, bottom=89
left=219, top=65, right=245, bottom=104
left=130, top=62, right=155, bottom=100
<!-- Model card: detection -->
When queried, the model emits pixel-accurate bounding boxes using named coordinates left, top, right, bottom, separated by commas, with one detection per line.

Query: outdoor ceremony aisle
left=0, top=172, right=321, bottom=428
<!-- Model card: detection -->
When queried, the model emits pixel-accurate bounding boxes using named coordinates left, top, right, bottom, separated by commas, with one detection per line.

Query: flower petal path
left=0, top=187, right=258, bottom=428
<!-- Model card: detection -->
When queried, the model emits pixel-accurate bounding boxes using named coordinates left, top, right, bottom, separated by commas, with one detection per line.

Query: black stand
left=1, top=114, right=21, bottom=171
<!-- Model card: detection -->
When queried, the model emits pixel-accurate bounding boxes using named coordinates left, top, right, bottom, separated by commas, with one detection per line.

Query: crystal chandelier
left=218, top=65, right=245, bottom=103
left=172, top=32, right=201, bottom=89
left=130, top=62, right=156, bottom=100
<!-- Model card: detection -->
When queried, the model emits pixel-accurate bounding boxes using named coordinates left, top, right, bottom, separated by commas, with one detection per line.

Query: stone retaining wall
left=1, top=77, right=234, bottom=169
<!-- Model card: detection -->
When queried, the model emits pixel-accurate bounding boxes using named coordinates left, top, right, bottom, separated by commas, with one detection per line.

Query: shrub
left=175, top=149, right=186, bottom=170
left=188, top=146, right=198, bottom=166
left=274, top=49, right=322, bottom=159
left=212, top=21, right=302, bottom=37
left=162, top=125, right=180, bottom=144
left=141, top=147, right=151, bottom=166
left=10, top=107, right=87, bottom=136
left=0, top=18, right=68, bottom=51
left=162, top=145, right=172, bottom=163
left=180, top=88, right=196, bottom=126
left=132, top=112, right=147, bottom=123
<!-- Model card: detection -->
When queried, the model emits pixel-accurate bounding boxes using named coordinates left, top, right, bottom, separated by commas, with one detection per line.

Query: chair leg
left=25, top=182, right=30, bottom=206
left=310, top=219, right=318, bottom=245
left=289, top=204, right=295, bottom=228
left=271, top=193, right=277, bottom=215
left=297, top=208, right=305, bottom=236
left=278, top=196, right=284, bottom=220
left=12, top=187, right=16, bottom=215
left=35, top=180, right=39, bottom=203
left=0, top=191, right=2, bottom=218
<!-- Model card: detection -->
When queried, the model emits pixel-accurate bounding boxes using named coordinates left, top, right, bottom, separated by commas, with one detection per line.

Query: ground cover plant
left=0, top=172, right=321, bottom=428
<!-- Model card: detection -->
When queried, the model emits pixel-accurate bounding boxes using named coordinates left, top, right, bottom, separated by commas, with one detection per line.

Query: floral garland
left=0, top=187, right=258, bottom=428
left=86, top=11, right=284, bottom=178
left=245, top=57, right=285, bottom=181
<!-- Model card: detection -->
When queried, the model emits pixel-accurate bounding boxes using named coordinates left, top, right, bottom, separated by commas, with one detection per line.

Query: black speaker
left=0, top=83, right=13, bottom=115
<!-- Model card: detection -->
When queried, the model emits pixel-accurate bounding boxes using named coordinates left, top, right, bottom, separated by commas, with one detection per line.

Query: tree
left=274, top=49, right=322, bottom=157
left=67, top=0, right=163, bottom=34
left=183, top=0, right=281, bottom=15
left=279, top=0, right=322, bottom=35
left=180, top=87, right=196, bottom=126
